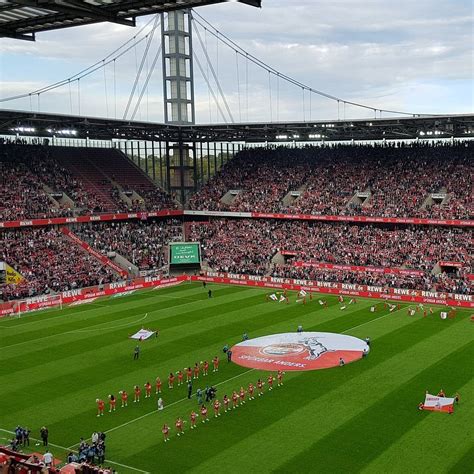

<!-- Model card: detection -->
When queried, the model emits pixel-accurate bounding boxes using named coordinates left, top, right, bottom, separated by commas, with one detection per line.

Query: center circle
left=231, top=332, right=369, bottom=371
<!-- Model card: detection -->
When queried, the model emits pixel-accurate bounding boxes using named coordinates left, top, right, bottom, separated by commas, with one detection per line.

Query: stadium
left=0, top=0, right=473, bottom=472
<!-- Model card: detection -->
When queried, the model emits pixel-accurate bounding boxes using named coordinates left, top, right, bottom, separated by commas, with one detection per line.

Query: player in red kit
left=144, top=382, right=152, bottom=398
left=213, top=399, right=221, bottom=417
left=186, top=367, right=192, bottom=382
left=175, top=417, right=184, bottom=436
left=120, top=390, right=128, bottom=407
left=134, top=385, right=141, bottom=402
left=239, top=387, right=246, bottom=405
left=193, top=363, right=200, bottom=379
left=108, top=394, right=116, bottom=412
left=277, top=370, right=284, bottom=386
left=155, top=377, right=162, bottom=394
left=203, top=361, right=209, bottom=376
left=212, top=356, right=219, bottom=372
left=257, top=379, right=264, bottom=396
left=190, top=410, right=198, bottom=429
left=223, top=394, right=230, bottom=412
left=248, top=383, right=255, bottom=400
left=232, top=391, right=239, bottom=409
left=162, top=424, right=170, bottom=442
left=96, top=399, right=105, bottom=417
left=168, top=372, right=175, bottom=389
left=268, top=374, right=274, bottom=391
left=200, top=405, right=209, bottom=422
left=338, top=295, right=344, bottom=303
left=177, top=370, right=184, bottom=386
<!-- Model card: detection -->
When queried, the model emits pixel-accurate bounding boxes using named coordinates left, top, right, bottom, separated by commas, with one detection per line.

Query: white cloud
left=0, top=0, right=472, bottom=122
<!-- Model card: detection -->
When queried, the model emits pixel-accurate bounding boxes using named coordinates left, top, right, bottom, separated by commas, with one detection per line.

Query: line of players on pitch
left=162, top=371, right=285, bottom=441
left=95, top=357, right=223, bottom=416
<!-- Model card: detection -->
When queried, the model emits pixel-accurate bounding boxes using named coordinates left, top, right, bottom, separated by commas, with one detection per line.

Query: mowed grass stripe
left=1, top=284, right=471, bottom=473
left=276, top=341, right=474, bottom=473
left=99, top=309, right=457, bottom=472
left=362, top=378, right=474, bottom=474
left=1, top=297, right=382, bottom=447
left=0, top=290, right=356, bottom=389
left=0, top=286, right=258, bottom=360
left=0, top=293, right=346, bottom=414
left=186, top=315, right=471, bottom=473
left=0, top=287, right=244, bottom=346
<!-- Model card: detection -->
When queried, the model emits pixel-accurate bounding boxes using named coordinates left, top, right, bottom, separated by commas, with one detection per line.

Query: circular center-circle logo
left=231, top=332, right=369, bottom=371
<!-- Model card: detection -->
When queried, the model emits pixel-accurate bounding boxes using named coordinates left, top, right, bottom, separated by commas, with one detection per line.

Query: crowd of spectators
left=189, top=219, right=472, bottom=293
left=0, top=144, right=176, bottom=220
left=189, top=142, right=473, bottom=219
left=132, top=187, right=179, bottom=211
left=74, top=219, right=183, bottom=271
left=0, top=228, right=119, bottom=301
left=1, top=427, right=113, bottom=473
left=68, top=433, right=107, bottom=466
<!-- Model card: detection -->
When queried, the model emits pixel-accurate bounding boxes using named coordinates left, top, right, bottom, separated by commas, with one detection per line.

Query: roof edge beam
left=0, top=27, right=35, bottom=41
left=12, top=0, right=136, bottom=27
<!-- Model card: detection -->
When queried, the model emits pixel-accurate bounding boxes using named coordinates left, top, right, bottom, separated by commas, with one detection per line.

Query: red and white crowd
left=0, top=144, right=175, bottom=219
left=74, top=220, right=183, bottom=271
left=0, top=141, right=472, bottom=302
left=0, top=228, right=119, bottom=301
left=189, top=219, right=472, bottom=294
left=189, top=142, right=473, bottom=219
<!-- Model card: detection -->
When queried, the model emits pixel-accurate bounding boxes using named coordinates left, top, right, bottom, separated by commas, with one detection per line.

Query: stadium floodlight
left=57, top=129, right=78, bottom=135
left=308, top=133, right=322, bottom=139
left=276, top=134, right=288, bottom=140
left=10, top=126, right=35, bottom=133
left=418, top=131, right=426, bottom=136
left=293, top=134, right=300, bottom=139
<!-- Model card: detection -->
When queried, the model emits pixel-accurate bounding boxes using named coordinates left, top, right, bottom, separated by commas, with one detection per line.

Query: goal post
left=14, top=294, right=63, bottom=317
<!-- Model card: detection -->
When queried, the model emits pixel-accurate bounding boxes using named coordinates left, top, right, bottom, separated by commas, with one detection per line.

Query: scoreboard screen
left=169, top=242, right=201, bottom=265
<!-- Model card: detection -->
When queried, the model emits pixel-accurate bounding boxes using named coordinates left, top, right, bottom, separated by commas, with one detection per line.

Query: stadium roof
left=0, top=0, right=260, bottom=41
left=1, top=109, right=473, bottom=143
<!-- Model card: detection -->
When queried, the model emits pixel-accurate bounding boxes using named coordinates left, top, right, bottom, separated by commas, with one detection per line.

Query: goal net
left=13, top=294, right=63, bottom=317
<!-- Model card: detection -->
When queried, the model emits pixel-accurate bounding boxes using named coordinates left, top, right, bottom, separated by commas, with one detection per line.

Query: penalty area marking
left=0, top=428, right=149, bottom=474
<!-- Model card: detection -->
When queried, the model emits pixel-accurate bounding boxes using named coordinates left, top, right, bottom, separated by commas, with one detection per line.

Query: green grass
left=0, top=282, right=473, bottom=473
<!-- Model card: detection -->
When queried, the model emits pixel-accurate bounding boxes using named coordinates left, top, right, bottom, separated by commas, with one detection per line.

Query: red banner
left=0, top=209, right=183, bottom=229
left=1, top=271, right=472, bottom=318
left=293, top=261, right=425, bottom=277
left=190, top=272, right=474, bottom=308
left=438, top=261, right=464, bottom=268
left=60, top=227, right=128, bottom=277
left=250, top=212, right=474, bottom=227
left=1, top=209, right=472, bottom=230
left=280, top=250, right=299, bottom=256
left=0, top=275, right=188, bottom=317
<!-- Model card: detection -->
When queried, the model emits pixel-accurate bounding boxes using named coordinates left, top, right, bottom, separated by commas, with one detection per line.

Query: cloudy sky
left=0, top=0, right=472, bottom=123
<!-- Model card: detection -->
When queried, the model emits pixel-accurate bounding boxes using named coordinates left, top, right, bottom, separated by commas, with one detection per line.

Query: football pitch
left=1, top=282, right=473, bottom=473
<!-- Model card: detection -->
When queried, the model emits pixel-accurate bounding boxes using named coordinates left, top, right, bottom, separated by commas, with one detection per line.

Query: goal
left=13, top=294, right=63, bottom=317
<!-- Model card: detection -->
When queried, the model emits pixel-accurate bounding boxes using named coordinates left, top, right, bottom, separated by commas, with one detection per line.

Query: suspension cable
left=192, top=11, right=437, bottom=118
left=124, top=15, right=160, bottom=120
left=0, top=15, right=160, bottom=104
left=131, top=44, right=162, bottom=121
left=192, top=20, right=234, bottom=123
left=193, top=51, right=228, bottom=123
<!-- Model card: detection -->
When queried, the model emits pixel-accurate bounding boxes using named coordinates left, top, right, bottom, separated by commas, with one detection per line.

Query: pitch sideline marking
left=0, top=428, right=149, bottom=474
left=65, top=368, right=256, bottom=450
